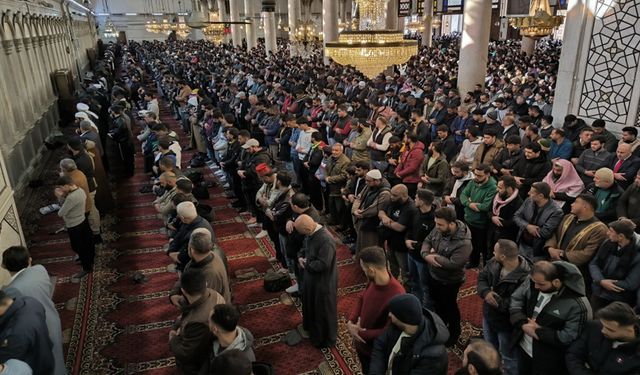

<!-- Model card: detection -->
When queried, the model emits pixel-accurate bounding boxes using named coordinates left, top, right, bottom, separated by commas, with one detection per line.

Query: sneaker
left=285, top=283, right=299, bottom=294
left=255, top=230, right=268, bottom=239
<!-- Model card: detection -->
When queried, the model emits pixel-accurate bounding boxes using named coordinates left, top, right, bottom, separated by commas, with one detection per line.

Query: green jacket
left=460, top=177, right=497, bottom=227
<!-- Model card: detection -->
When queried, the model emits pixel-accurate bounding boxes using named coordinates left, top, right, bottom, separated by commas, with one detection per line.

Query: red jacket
left=395, top=141, right=425, bottom=183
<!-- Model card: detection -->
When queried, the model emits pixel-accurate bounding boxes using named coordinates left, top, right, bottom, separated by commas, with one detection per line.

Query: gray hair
left=59, top=158, right=77, bottom=172
left=79, top=120, right=93, bottom=131
left=189, top=229, right=212, bottom=255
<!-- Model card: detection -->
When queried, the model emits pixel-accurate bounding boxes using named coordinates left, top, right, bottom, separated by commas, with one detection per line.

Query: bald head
left=390, top=184, right=409, bottom=201
left=177, top=201, right=198, bottom=222
left=294, top=214, right=317, bottom=235
left=463, top=339, right=501, bottom=374
left=617, top=142, right=632, bottom=159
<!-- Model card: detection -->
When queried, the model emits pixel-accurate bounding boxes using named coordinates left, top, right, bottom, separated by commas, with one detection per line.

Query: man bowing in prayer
left=294, top=214, right=338, bottom=348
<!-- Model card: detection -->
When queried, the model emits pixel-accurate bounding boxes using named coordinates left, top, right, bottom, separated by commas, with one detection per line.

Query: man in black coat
left=370, top=294, right=449, bottom=375
left=610, top=142, right=640, bottom=190
left=0, top=291, right=54, bottom=375
left=566, top=302, right=640, bottom=375
left=294, top=214, right=338, bottom=348
left=168, top=201, right=215, bottom=271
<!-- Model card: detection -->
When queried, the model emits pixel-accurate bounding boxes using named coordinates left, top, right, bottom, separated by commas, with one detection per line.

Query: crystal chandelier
left=325, top=0, right=417, bottom=79
left=203, top=11, right=226, bottom=43
left=103, top=18, right=118, bottom=38
left=292, top=19, right=318, bottom=42
left=509, top=0, right=564, bottom=38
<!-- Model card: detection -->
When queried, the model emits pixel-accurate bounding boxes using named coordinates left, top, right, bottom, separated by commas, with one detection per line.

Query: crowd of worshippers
left=119, top=36, right=640, bottom=375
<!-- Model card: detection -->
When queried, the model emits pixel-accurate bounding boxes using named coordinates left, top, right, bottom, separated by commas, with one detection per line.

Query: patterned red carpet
left=23, top=105, right=482, bottom=374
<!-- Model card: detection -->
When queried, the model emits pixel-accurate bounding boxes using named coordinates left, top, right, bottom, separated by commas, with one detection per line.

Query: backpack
left=263, top=269, right=290, bottom=293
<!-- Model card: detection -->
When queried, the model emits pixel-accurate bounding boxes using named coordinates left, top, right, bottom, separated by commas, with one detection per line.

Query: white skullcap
left=366, top=169, right=382, bottom=180
left=77, top=103, right=90, bottom=112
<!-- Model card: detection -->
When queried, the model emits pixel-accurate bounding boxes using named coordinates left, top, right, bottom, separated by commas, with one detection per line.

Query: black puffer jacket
left=369, top=309, right=449, bottom=375
left=512, top=154, right=551, bottom=198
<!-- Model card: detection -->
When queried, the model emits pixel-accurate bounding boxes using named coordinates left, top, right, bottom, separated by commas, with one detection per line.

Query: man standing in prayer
left=294, top=214, right=338, bottom=348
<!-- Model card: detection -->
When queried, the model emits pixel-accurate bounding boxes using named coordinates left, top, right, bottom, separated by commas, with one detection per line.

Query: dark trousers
left=517, top=347, right=533, bottom=374
left=327, top=195, right=345, bottom=226
left=405, top=182, right=418, bottom=199
left=67, top=219, right=95, bottom=272
left=357, top=352, right=371, bottom=374
left=468, top=223, right=489, bottom=267
left=119, top=141, right=135, bottom=177
left=428, top=278, right=462, bottom=346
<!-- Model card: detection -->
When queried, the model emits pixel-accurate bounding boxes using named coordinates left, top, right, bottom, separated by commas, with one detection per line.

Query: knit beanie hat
left=388, top=294, right=423, bottom=326
left=595, top=167, right=614, bottom=183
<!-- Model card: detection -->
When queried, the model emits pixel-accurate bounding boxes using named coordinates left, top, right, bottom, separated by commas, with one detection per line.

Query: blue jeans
left=284, top=161, right=297, bottom=185
left=407, top=255, right=433, bottom=310
left=483, top=317, right=518, bottom=375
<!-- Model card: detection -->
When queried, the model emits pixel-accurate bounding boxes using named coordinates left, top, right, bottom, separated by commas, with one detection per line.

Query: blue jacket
left=450, top=116, right=472, bottom=144
left=262, top=116, right=281, bottom=145
left=289, top=128, right=300, bottom=159
left=549, top=138, right=573, bottom=160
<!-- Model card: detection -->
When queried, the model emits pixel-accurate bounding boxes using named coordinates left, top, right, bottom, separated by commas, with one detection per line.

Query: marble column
left=288, top=0, right=300, bottom=55
left=521, top=36, right=536, bottom=55
left=421, top=0, right=433, bottom=47
left=217, top=0, right=227, bottom=21
left=244, top=0, right=257, bottom=49
left=229, top=0, right=243, bottom=46
left=263, top=11, right=277, bottom=56
left=386, top=0, right=398, bottom=30
left=0, top=147, right=26, bottom=286
left=458, top=0, right=492, bottom=94
left=323, top=0, right=338, bottom=64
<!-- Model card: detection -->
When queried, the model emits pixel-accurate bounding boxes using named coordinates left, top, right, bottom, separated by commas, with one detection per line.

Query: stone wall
left=0, top=0, right=96, bottom=190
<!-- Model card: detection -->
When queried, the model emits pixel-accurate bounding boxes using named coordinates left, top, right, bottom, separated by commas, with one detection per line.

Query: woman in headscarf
left=543, top=158, right=584, bottom=212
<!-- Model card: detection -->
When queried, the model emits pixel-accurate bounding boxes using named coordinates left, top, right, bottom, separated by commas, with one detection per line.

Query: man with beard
left=591, top=119, right=618, bottom=153
left=369, top=294, right=449, bottom=374
left=331, top=104, right=352, bottom=145
left=443, top=161, right=475, bottom=220
left=367, top=117, right=394, bottom=172
left=513, top=182, right=564, bottom=261
left=324, top=144, right=350, bottom=226
left=421, top=207, right=472, bottom=347
left=477, top=240, right=530, bottom=375
left=405, top=189, right=436, bottom=309
left=238, top=139, right=272, bottom=224
left=353, top=170, right=391, bottom=253
left=347, top=246, right=404, bottom=374
left=575, top=135, right=613, bottom=186
left=419, top=141, right=450, bottom=198
left=472, top=128, right=503, bottom=170
left=490, top=175, right=523, bottom=245
left=294, top=214, right=338, bottom=348
left=456, top=126, right=483, bottom=165
left=346, top=119, right=372, bottom=165
left=491, top=135, right=522, bottom=177
left=107, top=105, right=135, bottom=178
left=454, top=339, right=502, bottom=375
left=378, top=184, right=417, bottom=283
left=410, top=109, right=430, bottom=149
left=566, top=302, right=640, bottom=374
left=512, top=143, right=552, bottom=199
left=549, top=128, right=574, bottom=161
left=460, top=164, right=497, bottom=268
left=394, top=132, right=425, bottom=198
left=509, top=261, right=592, bottom=374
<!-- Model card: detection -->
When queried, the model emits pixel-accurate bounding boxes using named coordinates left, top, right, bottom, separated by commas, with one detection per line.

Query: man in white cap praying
left=352, top=169, right=391, bottom=254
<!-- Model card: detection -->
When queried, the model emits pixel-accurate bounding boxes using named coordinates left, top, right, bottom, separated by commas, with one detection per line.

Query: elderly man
left=294, top=214, right=338, bottom=348
left=169, top=229, right=230, bottom=306
left=353, top=169, right=391, bottom=253
left=325, top=143, right=351, bottom=226
left=609, top=142, right=640, bottom=190
left=167, top=201, right=215, bottom=272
